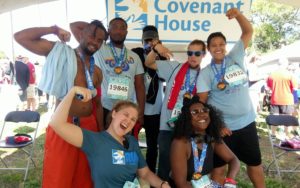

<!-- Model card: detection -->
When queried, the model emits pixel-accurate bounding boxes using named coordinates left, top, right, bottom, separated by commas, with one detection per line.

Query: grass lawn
left=0, top=112, right=300, bottom=188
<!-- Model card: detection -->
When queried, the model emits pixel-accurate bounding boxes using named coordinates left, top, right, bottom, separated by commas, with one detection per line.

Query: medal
left=192, top=172, right=202, bottom=180
left=217, top=81, right=226, bottom=90
left=114, top=66, right=122, bottom=74
left=183, top=92, right=191, bottom=99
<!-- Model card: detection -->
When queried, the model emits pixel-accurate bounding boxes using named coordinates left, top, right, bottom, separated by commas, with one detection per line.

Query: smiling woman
left=169, top=95, right=240, bottom=188
left=49, top=86, right=171, bottom=188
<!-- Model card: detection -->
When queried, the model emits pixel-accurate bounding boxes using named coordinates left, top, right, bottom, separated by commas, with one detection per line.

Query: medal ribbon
left=211, top=58, right=226, bottom=83
left=191, top=138, right=207, bottom=173
left=184, top=68, right=200, bottom=94
left=109, top=42, right=127, bottom=69
left=76, top=49, right=95, bottom=90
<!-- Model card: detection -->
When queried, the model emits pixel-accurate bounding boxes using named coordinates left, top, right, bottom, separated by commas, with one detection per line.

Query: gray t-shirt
left=81, top=130, right=146, bottom=188
left=94, top=43, right=144, bottom=110
left=156, top=60, right=199, bottom=131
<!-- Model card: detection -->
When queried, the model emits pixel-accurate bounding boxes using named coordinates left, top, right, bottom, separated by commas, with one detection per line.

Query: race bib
left=123, top=177, right=140, bottom=188
left=167, top=101, right=183, bottom=128
left=108, top=76, right=130, bottom=100
left=171, top=101, right=183, bottom=119
left=191, top=175, right=212, bottom=188
left=224, top=64, right=248, bottom=87
left=144, top=72, right=152, bottom=91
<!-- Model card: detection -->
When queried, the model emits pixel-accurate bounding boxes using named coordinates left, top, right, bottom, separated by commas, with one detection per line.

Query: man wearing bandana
left=132, top=25, right=166, bottom=173
left=197, top=8, right=266, bottom=188
left=145, top=39, right=206, bottom=180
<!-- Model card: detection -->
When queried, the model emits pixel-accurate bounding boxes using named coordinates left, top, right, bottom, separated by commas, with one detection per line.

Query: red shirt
left=27, top=62, right=35, bottom=84
left=267, top=69, right=297, bottom=105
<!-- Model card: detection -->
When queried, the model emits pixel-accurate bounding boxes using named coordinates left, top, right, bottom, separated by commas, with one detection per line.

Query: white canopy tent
left=0, top=0, right=299, bottom=14
left=0, top=0, right=59, bottom=14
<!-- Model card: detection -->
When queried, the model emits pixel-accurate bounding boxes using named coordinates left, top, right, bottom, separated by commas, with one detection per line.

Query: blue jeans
left=157, top=130, right=173, bottom=180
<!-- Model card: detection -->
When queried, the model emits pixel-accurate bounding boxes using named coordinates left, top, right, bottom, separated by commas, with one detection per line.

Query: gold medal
left=192, top=172, right=202, bottom=180
left=114, top=66, right=122, bottom=74
left=217, top=82, right=226, bottom=90
left=183, top=92, right=192, bottom=99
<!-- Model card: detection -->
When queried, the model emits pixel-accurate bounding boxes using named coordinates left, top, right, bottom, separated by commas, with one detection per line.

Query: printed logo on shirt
left=112, top=149, right=125, bottom=165
left=112, top=149, right=138, bottom=165
left=125, top=151, right=139, bottom=165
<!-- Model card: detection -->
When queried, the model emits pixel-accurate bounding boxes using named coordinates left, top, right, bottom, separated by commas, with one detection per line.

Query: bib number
left=191, top=175, right=212, bottom=188
left=108, top=76, right=130, bottom=100
left=224, top=64, right=247, bottom=87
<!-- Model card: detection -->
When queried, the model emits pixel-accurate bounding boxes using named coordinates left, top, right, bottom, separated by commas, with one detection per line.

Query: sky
left=0, top=0, right=107, bottom=63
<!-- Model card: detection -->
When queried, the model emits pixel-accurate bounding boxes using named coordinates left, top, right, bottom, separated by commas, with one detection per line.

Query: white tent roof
left=0, top=0, right=58, bottom=14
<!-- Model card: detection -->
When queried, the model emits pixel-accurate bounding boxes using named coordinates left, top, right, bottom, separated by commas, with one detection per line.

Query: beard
left=110, top=37, right=126, bottom=46
left=80, top=45, right=95, bottom=57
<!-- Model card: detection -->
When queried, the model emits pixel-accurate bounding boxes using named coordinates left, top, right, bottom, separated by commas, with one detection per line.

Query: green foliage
left=13, top=126, right=35, bottom=134
left=251, top=0, right=300, bottom=53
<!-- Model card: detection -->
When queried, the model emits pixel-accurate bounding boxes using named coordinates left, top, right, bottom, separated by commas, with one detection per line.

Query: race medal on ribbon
left=217, top=81, right=226, bottom=90
left=183, top=92, right=192, bottom=99
left=192, top=172, right=202, bottom=180
left=114, top=66, right=123, bottom=74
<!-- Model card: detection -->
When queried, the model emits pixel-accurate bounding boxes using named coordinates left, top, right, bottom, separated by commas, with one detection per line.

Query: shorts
left=270, top=105, right=294, bottom=115
left=26, top=84, right=36, bottom=98
left=214, top=122, right=262, bottom=167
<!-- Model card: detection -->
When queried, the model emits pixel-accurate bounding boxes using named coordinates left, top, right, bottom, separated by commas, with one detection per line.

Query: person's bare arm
left=14, top=26, right=71, bottom=56
left=145, top=50, right=158, bottom=70
left=50, top=86, right=92, bottom=147
left=137, top=167, right=171, bottom=188
left=135, top=74, right=145, bottom=125
left=197, top=92, right=209, bottom=103
left=214, top=142, right=240, bottom=179
left=70, top=21, right=89, bottom=42
left=226, top=8, right=253, bottom=49
left=170, top=139, right=192, bottom=188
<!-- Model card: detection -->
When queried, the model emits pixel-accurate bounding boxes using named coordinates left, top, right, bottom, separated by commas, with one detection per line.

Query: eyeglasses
left=187, top=51, right=205, bottom=57
left=190, top=107, right=210, bottom=116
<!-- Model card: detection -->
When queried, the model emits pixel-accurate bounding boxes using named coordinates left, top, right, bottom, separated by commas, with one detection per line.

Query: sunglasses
left=190, top=107, right=210, bottom=116
left=187, top=51, right=205, bottom=57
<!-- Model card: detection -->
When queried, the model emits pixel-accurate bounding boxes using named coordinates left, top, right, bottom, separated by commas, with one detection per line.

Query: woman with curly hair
left=169, top=95, right=239, bottom=188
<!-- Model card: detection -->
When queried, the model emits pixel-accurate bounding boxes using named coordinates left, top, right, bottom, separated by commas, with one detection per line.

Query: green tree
left=251, top=0, right=300, bottom=53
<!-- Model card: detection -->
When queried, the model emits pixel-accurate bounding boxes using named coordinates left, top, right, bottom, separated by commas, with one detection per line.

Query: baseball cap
left=142, top=25, right=159, bottom=40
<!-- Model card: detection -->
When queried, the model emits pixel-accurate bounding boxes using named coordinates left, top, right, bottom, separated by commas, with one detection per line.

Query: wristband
left=160, top=181, right=168, bottom=188
left=224, top=177, right=237, bottom=185
left=51, top=25, right=59, bottom=35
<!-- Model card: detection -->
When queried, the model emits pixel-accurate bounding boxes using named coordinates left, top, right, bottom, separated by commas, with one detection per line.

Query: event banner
left=106, top=0, right=252, bottom=44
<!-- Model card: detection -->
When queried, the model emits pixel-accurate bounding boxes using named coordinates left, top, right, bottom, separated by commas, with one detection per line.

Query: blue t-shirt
left=81, top=130, right=147, bottom=188
left=93, top=43, right=144, bottom=110
left=197, top=40, right=256, bottom=130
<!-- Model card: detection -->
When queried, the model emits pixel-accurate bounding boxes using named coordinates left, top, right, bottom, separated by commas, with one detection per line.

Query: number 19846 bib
left=107, top=76, right=130, bottom=100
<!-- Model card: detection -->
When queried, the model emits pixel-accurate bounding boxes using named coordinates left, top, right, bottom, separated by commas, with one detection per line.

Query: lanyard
left=184, top=68, right=199, bottom=94
left=76, top=49, right=95, bottom=90
left=109, top=42, right=127, bottom=68
left=211, top=58, right=226, bottom=82
left=191, top=138, right=207, bottom=173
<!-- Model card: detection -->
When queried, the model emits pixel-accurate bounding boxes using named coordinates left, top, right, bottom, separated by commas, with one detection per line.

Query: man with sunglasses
left=132, top=25, right=166, bottom=174
left=145, top=39, right=206, bottom=180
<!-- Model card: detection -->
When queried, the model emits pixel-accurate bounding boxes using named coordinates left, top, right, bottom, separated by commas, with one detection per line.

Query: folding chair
left=0, top=111, right=40, bottom=181
left=265, top=114, right=300, bottom=178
